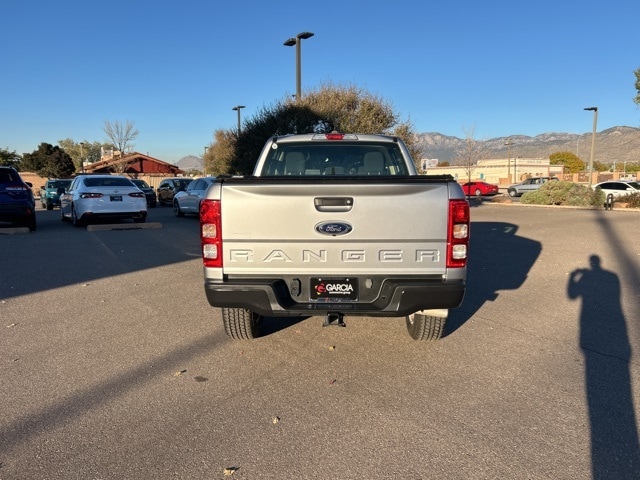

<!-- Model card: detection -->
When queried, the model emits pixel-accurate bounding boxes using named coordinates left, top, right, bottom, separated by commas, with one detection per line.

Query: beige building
left=424, top=158, right=564, bottom=186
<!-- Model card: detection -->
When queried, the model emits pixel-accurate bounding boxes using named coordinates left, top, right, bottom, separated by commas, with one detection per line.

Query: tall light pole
left=283, top=31, right=314, bottom=101
left=504, top=139, right=514, bottom=183
left=232, top=105, right=245, bottom=136
left=584, top=107, right=598, bottom=188
left=203, top=146, right=209, bottom=176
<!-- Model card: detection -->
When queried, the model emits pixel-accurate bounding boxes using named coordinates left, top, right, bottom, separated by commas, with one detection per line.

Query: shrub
left=521, top=181, right=604, bottom=207
left=617, top=192, right=640, bottom=208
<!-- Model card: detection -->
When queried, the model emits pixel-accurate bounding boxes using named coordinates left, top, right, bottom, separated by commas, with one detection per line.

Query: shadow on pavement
left=447, top=221, right=541, bottom=334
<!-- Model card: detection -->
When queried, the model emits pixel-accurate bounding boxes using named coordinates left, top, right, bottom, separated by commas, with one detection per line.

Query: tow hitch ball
left=323, top=312, right=345, bottom=327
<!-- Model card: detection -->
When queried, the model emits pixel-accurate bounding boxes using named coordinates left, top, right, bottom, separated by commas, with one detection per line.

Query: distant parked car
left=131, top=179, right=157, bottom=208
left=157, top=177, right=193, bottom=206
left=173, top=177, right=216, bottom=217
left=0, top=166, right=36, bottom=231
left=40, top=178, right=72, bottom=210
left=460, top=181, right=499, bottom=196
left=593, top=180, right=640, bottom=198
left=60, top=175, right=147, bottom=227
left=507, top=177, right=558, bottom=197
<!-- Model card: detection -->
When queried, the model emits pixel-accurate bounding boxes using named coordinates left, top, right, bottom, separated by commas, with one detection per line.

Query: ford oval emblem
left=315, top=221, right=353, bottom=236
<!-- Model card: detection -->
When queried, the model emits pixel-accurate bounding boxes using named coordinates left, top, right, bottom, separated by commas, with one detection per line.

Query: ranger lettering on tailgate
left=228, top=248, right=441, bottom=263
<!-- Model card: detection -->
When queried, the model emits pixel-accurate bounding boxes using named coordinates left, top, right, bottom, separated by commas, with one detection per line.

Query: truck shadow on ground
left=447, top=221, right=541, bottom=335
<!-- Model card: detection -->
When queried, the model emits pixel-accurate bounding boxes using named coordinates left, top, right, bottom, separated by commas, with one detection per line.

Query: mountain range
left=416, top=126, right=640, bottom=165
left=175, top=126, right=640, bottom=169
left=175, top=155, right=204, bottom=171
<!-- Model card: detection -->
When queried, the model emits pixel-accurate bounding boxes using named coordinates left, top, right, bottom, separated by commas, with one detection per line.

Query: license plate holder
left=110, top=195, right=122, bottom=202
left=310, top=277, right=358, bottom=302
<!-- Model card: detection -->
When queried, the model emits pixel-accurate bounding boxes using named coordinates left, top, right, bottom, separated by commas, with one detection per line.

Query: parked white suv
left=593, top=180, right=640, bottom=198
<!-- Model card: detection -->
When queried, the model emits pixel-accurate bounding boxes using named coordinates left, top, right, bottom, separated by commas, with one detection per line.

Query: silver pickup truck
left=200, top=133, right=469, bottom=341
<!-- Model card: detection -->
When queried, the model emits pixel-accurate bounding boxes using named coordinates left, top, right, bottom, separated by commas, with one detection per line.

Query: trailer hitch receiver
left=323, top=312, right=345, bottom=327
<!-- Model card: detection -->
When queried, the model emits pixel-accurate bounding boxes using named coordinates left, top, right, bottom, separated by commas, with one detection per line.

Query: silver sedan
left=173, top=177, right=216, bottom=217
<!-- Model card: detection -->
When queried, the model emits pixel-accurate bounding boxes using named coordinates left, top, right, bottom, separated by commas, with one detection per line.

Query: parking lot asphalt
left=1, top=202, right=639, bottom=479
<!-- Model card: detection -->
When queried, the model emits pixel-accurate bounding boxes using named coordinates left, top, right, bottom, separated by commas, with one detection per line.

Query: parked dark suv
left=0, top=166, right=37, bottom=231
left=157, top=177, right=192, bottom=206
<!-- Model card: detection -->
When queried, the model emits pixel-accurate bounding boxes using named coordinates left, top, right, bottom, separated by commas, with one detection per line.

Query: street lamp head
left=583, top=106, right=598, bottom=111
left=284, top=32, right=314, bottom=46
left=232, top=105, right=245, bottom=111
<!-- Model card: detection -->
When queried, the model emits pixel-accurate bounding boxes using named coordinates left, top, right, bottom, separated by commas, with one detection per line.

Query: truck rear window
left=260, top=143, right=411, bottom=176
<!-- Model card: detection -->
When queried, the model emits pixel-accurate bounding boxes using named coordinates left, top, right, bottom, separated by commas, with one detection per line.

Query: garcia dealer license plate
left=310, top=278, right=358, bottom=302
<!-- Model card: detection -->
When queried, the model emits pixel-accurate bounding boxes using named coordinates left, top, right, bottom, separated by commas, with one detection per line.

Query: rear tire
left=406, top=312, right=446, bottom=341
left=222, top=307, right=263, bottom=340
left=474, top=188, right=482, bottom=196
left=173, top=201, right=184, bottom=217
left=26, top=214, right=36, bottom=232
left=71, top=206, right=84, bottom=227
left=508, top=189, right=518, bottom=197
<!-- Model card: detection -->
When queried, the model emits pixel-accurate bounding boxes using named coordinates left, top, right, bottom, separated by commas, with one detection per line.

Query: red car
left=460, top=181, right=499, bottom=196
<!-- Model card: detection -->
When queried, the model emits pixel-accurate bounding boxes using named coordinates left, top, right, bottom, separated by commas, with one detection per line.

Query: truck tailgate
left=218, top=178, right=451, bottom=276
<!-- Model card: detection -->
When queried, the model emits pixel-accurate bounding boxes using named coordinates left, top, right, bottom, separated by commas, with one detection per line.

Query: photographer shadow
left=568, top=255, right=640, bottom=478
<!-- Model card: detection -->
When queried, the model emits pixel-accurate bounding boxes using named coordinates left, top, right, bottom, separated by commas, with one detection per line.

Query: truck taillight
left=200, top=199, right=222, bottom=268
left=447, top=199, right=470, bottom=268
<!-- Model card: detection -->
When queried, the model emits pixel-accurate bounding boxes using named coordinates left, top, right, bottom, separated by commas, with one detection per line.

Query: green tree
left=204, top=129, right=237, bottom=176
left=592, top=160, right=609, bottom=172
left=20, top=143, right=76, bottom=178
left=0, top=147, right=21, bottom=168
left=634, top=67, right=640, bottom=106
left=625, top=162, right=640, bottom=173
left=58, top=139, right=106, bottom=171
left=550, top=151, right=585, bottom=174
left=208, top=82, right=417, bottom=175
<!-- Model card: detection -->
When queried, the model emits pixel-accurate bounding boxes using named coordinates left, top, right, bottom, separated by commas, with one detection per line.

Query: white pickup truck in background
left=200, top=133, right=470, bottom=341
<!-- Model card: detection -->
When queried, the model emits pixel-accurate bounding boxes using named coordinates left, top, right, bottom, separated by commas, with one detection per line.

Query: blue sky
left=2, top=0, right=638, bottom=163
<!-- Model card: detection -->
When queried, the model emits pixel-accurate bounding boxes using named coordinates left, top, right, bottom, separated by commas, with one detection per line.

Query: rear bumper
left=204, top=277, right=465, bottom=317
left=0, top=204, right=35, bottom=222
left=79, top=211, right=147, bottom=222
